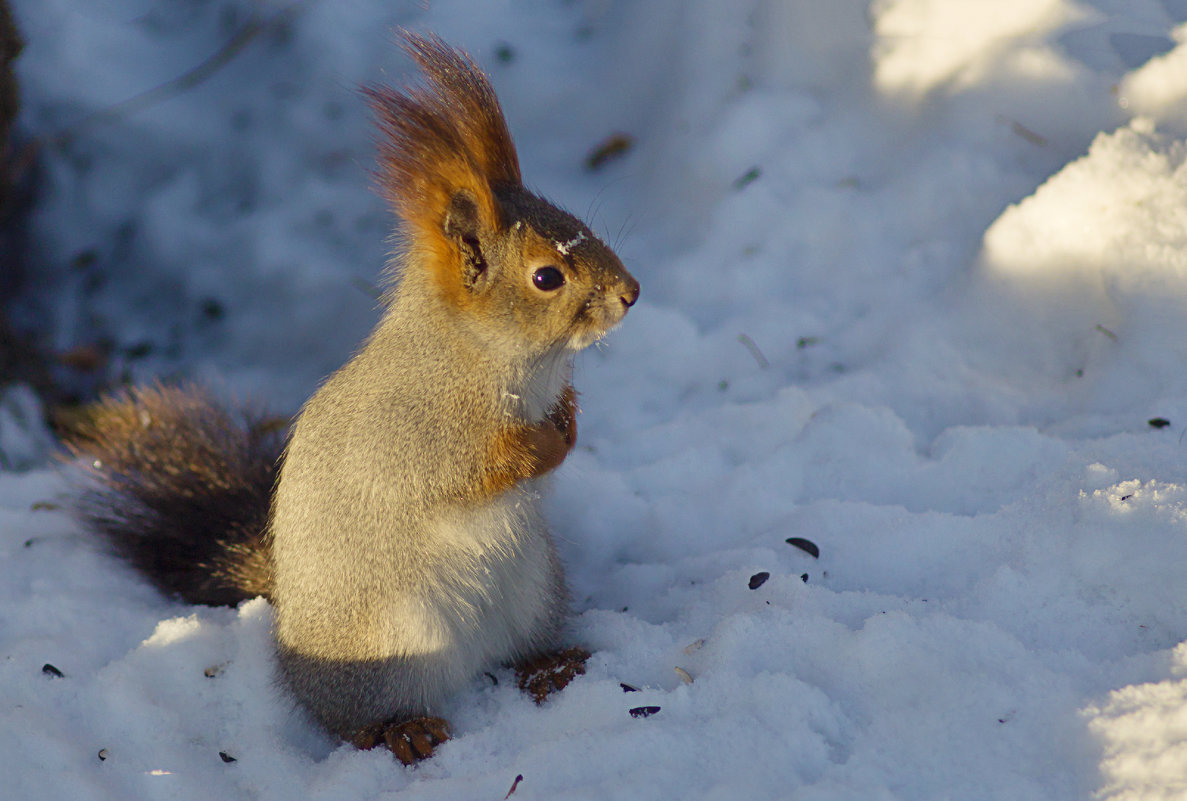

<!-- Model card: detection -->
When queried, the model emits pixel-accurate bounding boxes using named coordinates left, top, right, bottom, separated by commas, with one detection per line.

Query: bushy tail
left=66, top=384, right=284, bottom=606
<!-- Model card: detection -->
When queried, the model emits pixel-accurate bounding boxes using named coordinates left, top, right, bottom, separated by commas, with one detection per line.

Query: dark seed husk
left=785, top=537, right=820, bottom=559
left=629, top=706, right=661, bottom=718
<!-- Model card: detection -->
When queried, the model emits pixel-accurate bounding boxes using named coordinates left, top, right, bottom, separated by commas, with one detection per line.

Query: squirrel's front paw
left=516, top=646, right=590, bottom=704
left=351, top=716, right=451, bottom=765
left=523, top=421, right=572, bottom=478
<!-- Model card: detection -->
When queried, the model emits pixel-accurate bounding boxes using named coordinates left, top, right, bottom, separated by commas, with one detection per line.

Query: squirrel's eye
left=532, top=266, right=565, bottom=292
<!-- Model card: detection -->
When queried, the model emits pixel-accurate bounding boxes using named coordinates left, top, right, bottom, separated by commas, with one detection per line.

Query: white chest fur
left=378, top=485, right=560, bottom=706
left=506, top=350, right=571, bottom=423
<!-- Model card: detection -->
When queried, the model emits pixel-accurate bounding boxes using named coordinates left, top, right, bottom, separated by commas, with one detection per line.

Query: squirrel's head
left=366, top=32, right=639, bottom=357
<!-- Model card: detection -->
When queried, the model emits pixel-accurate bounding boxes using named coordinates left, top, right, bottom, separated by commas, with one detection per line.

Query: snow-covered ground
left=4, top=0, right=1187, bottom=798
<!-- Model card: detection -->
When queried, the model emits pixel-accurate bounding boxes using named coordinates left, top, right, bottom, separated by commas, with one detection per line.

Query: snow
left=4, top=0, right=1187, bottom=799
left=1087, top=642, right=1187, bottom=801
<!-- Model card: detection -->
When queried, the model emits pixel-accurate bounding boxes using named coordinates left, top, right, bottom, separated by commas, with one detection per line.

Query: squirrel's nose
left=619, top=276, right=640, bottom=309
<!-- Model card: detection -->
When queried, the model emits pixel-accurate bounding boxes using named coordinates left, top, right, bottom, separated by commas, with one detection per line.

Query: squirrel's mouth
left=563, top=265, right=638, bottom=351
left=567, top=298, right=632, bottom=350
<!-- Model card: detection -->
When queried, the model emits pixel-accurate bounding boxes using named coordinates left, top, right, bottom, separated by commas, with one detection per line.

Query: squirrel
left=66, top=32, right=639, bottom=764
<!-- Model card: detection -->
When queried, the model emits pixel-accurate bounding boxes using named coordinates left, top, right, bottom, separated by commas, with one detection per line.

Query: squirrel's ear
left=444, top=189, right=490, bottom=291
left=365, top=32, right=522, bottom=300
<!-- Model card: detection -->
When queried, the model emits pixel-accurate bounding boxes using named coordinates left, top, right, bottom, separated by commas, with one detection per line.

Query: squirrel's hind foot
left=351, top=716, right=451, bottom=765
left=515, top=646, right=590, bottom=704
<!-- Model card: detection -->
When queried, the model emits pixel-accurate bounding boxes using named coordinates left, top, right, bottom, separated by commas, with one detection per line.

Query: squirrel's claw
left=385, top=716, right=451, bottom=764
left=516, top=646, right=590, bottom=704
left=352, top=716, right=451, bottom=765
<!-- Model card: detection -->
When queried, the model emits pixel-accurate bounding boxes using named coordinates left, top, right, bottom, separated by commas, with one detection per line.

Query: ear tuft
left=399, top=33, right=521, bottom=188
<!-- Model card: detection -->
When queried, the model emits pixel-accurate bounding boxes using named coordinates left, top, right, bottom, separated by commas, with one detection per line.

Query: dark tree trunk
left=0, top=0, right=20, bottom=212
left=0, top=0, right=30, bottom=390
